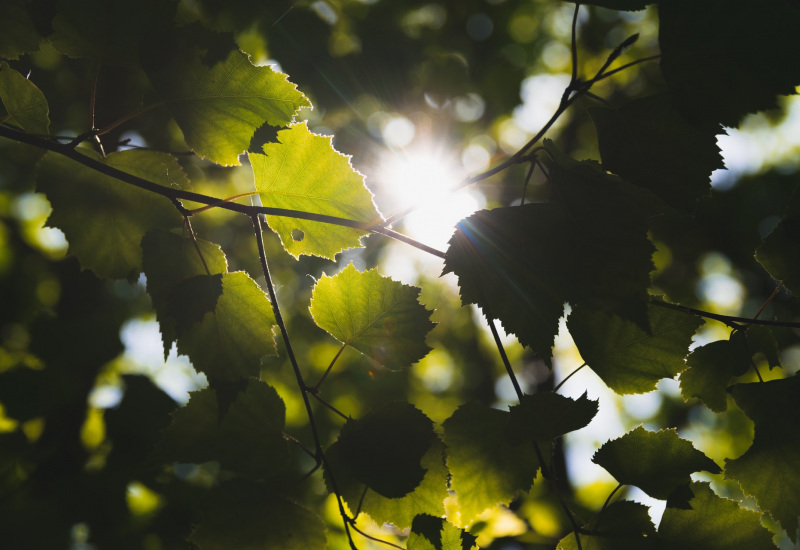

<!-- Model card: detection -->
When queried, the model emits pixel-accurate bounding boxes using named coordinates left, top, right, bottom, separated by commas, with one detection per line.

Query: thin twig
left=347, top=521, right=404, bottom=550
left=283, top=432, right=317, bottom=460
left=313, top=343, right=347, bottom=392
left=600, top=483, right=623, bottom=513
left=570, top=4, right=581, bottom=85
left=553, top=363, right=587, bottom=393
left=182, top=216, right=211, bottom=276
left=753, top=282, right=783, bottom=321
left=309, top=390, right=351, bottom=421
left=94, top=101, right=166, bottom=136
left=485, top=313, right=523, bottom=400
left=650, top=298, right=800, bottom=329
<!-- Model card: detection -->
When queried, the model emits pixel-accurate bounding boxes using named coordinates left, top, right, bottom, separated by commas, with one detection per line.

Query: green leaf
left=568, top=302, right=703, bottom=394
left=176, top=271, right=277, bottom=381
left=408, top=515, right=478, bottom=550
left=680, top=333, right=751, bottom=412
left=189, top=481, right=326, bottom=550
left=309, top=263, right=434, bottom=370
left=589, top=94, right=724, bottom=213
left=325, top=438, right=448, bottom=529
left=508, top=391, right=598, bottom=442
left=659, top=0, right=800, bottom=127
left=143, top=27, right=310, bottom=165
left=0, top=0, right=41, bottom=59
left=556, top=501, right=657, bottom=550
left=442, top=402, right=539, bottom=524
left=756, top=193, right=800, bottom=296
left=658, top=482, right=776, bottom=550
left=48, top=0, right=173, bottom=67
left=36, top=150, right=184, bottom=279
left=0, top=62, right=49, bottom=135
left=156, top=380, right=289, bottom=478
left=252, top=123, right=381, bottom=259
left=593, top=427, right=721, bottom=500
left=142, top=229, right=229, bottom=357
left=443, top=204, right=566, bottom=358
left=744, top=325, right=781, bottom=370
left=326, top=402, right=436, bottom=499
left=725, top=376, right=800, bottom=543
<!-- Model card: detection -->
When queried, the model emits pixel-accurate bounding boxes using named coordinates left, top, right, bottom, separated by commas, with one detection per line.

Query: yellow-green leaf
left=0, top=62, right=49, bottom=135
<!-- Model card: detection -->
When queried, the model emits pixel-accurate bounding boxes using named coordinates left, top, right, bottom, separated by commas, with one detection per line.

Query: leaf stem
left=649, top=298, right=800, bottom=329
left=93, top=101, right=166, bottom=137
left=485, top=312, right=523, bottom=400
left=553, top=363, right=587, bottom=393
left=600, top=483, right=623, bottom=513
left=308, top=391, right=350, bottom=421
left=189, top=191, right=261, bottom=214
left=312, top=343, right=347, bottom=392
left=753, top=281, right=783, bottom=321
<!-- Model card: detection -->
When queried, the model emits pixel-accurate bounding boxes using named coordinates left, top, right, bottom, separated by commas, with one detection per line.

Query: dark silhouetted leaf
left=557, top=501, right=657, bottom=550
left=725, top=376, right=800, bottom=543
left=0, top=62, right=49, bottom=134
left=680, top=332, right=750, bottom=412
left=658, top=482, right=776, bottom=549
left=756, top=192, right=800, bottom=296
left=508, top=391, right=598, bottom=442
left=0, top=0, right=41, bottom=59
left=310, top=263, right=434, bottom=370
left=252, top=123, right=381, bottom=259
left=408, top=514, right=478, bottom=550
left=442, top=402, right=539, bottom=524
left=593, top=427, right=721, bottom=499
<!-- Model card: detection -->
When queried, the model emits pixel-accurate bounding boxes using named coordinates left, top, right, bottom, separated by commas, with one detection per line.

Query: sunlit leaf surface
left=0, top=62, right=49, bottom=134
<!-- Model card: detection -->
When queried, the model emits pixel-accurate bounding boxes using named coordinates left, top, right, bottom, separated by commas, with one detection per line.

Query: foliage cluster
left=1, top=0, right=799, bottom=549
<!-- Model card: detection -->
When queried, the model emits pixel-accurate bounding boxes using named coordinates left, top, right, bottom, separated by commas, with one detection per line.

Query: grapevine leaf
left=309, top=263, right=434, bottom=370
left=659, top=0, right=800, bottom=127
left=724, top=376, right=800, bottom=543
left=0, top=62, right=49, bottom=134
left=36, top=150, right=184, bottom=280
left=589, top=94, right=724, bottom=213
left=658, top=482, right=777, bottom=550
left=0, top=0, right=41, bottom=59
left=142, top=229, right=228, bottom=356
left=568, top=302, right=702, bottom=394
left=756, top=193, right=800, bottom=296
left=143, top=26, right=310, bottom=165
left=744, top=325, right=781, bottom=369
left=252, top=123, right=381, bottom=259
left=176, top=271, right=277, bottom=381
left=189, top=480, right=326, bottom=550
left=442, top=402, right=539, bottom=524
left=508, top=391, right=598, bottom=442
left=325, top=438, right=448, bottom=529
left=556, top=501, right=657, bottom=550
left=156, top=381, right=289, bottom=478
left=48, top=0, right=173, bottom=67
left=680, top=333, right=750, bottom=412
left=326, top=402, right=436, bottom=499
left=561, top=0, right=653, bottom=10
left=408, top=515, right=478, bottom=550
left=593, top=427, right=721, bottom=500
left=443, top=204, right=566, bottom=359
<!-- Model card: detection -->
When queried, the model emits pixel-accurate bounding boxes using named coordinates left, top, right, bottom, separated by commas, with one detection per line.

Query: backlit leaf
left=593, top=427, right=721, bottom=500
left=680, top=333, right=750, bottom=412
left=310, top=263, right=434, bottom=370
left=189, top=481, right=326, bottom=550
left=725, top=376, right=800, bottom=543
left=326, top=402, right=436, bottom=499
left=442, top=402, right=539, bottom=524
left=556, top=501, right=657, bottom=550
left=659, top=0, right=800, bottom=127
left=176, top=271, right=277, bottom=381
left=408, top=514, right=478, bottom=550
left=508, top=391, right=598, bottom=442
left=325, top=438, right=448, bottom=529
left=0, top=63, right=49, bottom=135
left=590, top=94, right=724, bottom=213
left=568, top=302, right=702, bottom=394
left=36, top=150, right=184, bottom=279
left=0, top=0, right=41, bottom=60
left=143, top=27, right=310, bottom=165
left=252, top=123, right=381, bottom=259
left=658, top=482, right=776, bottom=549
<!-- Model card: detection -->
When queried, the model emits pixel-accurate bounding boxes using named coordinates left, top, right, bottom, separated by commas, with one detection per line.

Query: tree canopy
left=1, top=1, right=799, bottom=549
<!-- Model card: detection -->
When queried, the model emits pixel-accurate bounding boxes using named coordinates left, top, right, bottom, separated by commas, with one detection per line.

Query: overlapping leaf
left=680, top=332, right=751, bottom=412
left=175, top=271, right=277, bottom=380
left=593, top=427, right=721, bottom=499
left=658, top=482, right=776, bottom=549
left=143, top=27, right=310, bottom=165
left=508, top=392, right=598, bottom=443
left=36, top=150, right=184, bottom=279
left=0, top=63, right=49, bottom=135
left=725, top=376, right=800, bottom=543
left=590, top=94, right=724, bottom=213
left=310, top=263, right=434, bottom=370
left=442, top=402, right=539, bottom=524
left=326, top=439, right=448, bottom=529
left=156, top=380, right=289, bottom=478
left=756, top=189, right=800, bottom=296
left=0, top=0, right=41, bottom=60
left=408, top=514, right=478, bottom=550
left=568, top=302, right=702, bottom=394
left=252, top=123, right=381, bottom=259
left=659, top=0, right=800, bottom=127
left=189, top=481, right=326, bottom=550
left=557, top=501, right=657, bottom=550
left=325, top=402, right=436, bottom=499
